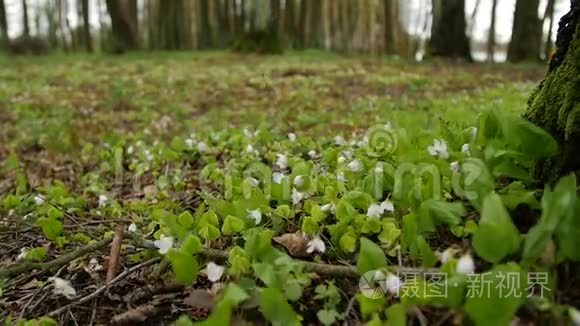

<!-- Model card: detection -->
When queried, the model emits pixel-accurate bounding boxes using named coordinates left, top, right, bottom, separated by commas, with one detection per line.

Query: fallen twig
left=110, top=304, right=170, bottom=325
left=48, top=257, right=161, bottom=317
left=106, top=225, right=124, bottom=283
left=0, top=237, right=112, bottom=279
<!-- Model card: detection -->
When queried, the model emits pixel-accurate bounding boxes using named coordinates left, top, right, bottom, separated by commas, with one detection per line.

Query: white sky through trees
left=2, top=0, right=568, bottom=54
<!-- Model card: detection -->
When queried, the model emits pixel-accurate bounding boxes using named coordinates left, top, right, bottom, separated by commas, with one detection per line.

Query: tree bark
left=284, top=0, right=296, bottom=46
left=0, top=0, right=8, bottom=44
left=487, top=0, right=498, bottom=62
left=80, top=0, right=92, bottom=52
left=384, top=0, right=400, bottom=55
left=22, top=0, right=30, bottom=38
left=543, top=0, right=556, bottom=60
left=105, top=0, right=138, bottom=52
left=429, top=0, right=471, bottom=60
left=524, top=0, right=580, bottom=183
left=507, top=0, right=541, bottom=62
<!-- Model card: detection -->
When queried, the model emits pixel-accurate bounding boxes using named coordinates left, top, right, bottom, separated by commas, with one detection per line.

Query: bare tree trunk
left=81, top=0, right=92, bottom=51
left=543, top=0, right=556, bottom=60
left=0, top=0, right=8, bottom=44
left=384, top=0, right=400, bottom=55
left=429, top=0, right=471, bottom=60
left=507, top=0, right=541, bottom=62
left=284, top=0, right=296, bottom=47
left=22, top=0, right=30, bottom=38
left=487, top=0, right=498, bottom=62
left=105, top=0, right=138, bottom=52
left=198, top=0, right=212, bottom=48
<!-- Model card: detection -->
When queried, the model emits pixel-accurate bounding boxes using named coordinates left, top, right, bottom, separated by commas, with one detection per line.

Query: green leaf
left=386, top=303, right=407, bottom=326
left=357, top=237, right=387, bottom=274
left=317, top=309, right=340, bottom=326
left=253, top=263, right=278, bottom=287
left=339, top=229, right=357, bottom=253
left=419, top=199, right=465, bottom=227
left=221, top=283, right=250, bottom=306
left=24, top=247, right=48, bottom=262
left=378, top=219, right=401, bottom=246
left=199, top=224, right=221, bottom=241
left=36, top=217, right=64, bottom=241
left=522, top=224, right=552, bottom=263
left=167, top=249, right=199, bottom=285
left=472, top=192, right=520, bottom=263
left=222, top=215, right=245, bottom=235
left=259, top=288, right=301, bottom=326
left=178, top=211, right=194, bottom=228
left=182, top=234, right=203, bottom=255
left=500, top=113, right=558, bottom=159
left=465, top=263, right=526, bottom=326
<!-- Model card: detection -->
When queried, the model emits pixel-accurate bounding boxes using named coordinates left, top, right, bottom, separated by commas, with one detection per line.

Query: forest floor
left=0, top=52, right=561, bottom=325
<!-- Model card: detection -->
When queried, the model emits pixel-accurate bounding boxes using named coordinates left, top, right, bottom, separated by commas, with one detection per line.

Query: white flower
left=380, top=200, right=394, bottom=213
left=246, top=144, right=258, bottom=154
left=288, top=133, right=297, bottom=142
left=293, top=175, right=304, bottom=187
left=438, top=247, right=458, bottom=264
left=334, top=135, right=346, bottom=146
left=247, top=177, right=259, bottom=187
left=450, top=161, right=460, bottom=173
left=427, top=139, right=449, bottom=160
left=308, top=150, right=317, bottom=159
left=127, top=145, right=134, bottom=154
left=461, top=143, right=470, bottom=156
left=247, top=209, right=262, bottom=225
left=272, top=172, right=285, bottom=184
left=456, top=254, right=475, bottom=274
left=144, top=149, right=154, bottom=161
left=385, top=273, right=403, bottom=295
left=367, top=204, right=383, bottom=218
left=17, top=248, right=27, bottom=261
left=206, top=262, right=225, bottom=282
left=243, top=128, right=253, bottom=138
left=321, top=203, right=335, bottom=213
left=98, top=195, right=108, bottom=208
left=128, top=222, right=137, bottom=233
left=185, top=138, right=194, bottom=147
left=50, top=277, right=77, bottom=299
left=276, top=154, right=288, bottom=169
left=469, top=127, right=478, bottom=141
left=88, top=258, right=103, bottom=271
left=384, top=122, right=393, bottom=129
left=569, top=308, right=580, bottom=326
left=357, top=136, right=369, bottom=147
left=348, top=160, right=362, bottom=172
left=197, top=141, right=209, bottom=152
left=154, top=235, right=174, bottom=255
left=337, top=156, right=346, bottom=164
left=306, top=236, right=326, bottom=254
left=291, top=188, right=305, bottom=205
left=33, top=194, right=45, bottom=205
left=337, top=172, right=345, bottom=183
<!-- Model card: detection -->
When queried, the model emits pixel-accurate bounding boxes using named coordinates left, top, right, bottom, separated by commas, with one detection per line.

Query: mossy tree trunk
left=524, top=0, right=580, bottom=183
left=429, top=0, right=471, bottom=60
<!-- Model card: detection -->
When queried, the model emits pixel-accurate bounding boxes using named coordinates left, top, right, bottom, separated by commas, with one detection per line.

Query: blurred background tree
left=0, top=0, right=567, bottom=61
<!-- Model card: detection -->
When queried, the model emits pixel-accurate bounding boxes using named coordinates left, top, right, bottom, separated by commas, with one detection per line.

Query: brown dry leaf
left=183, top=289, right=216, bottom=310
left=143, top=185, right=157, bottom=198
left=273, top=231, right=310, bottom=257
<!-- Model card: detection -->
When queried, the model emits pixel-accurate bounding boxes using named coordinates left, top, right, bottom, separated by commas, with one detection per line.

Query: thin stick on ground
left=48, top=257, right=161, bottom=317
left=106, top=225, right=124, bottom=283
left=0, top=237, right=112, bottom=279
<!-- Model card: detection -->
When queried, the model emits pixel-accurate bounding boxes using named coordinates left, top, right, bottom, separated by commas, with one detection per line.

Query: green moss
left=524, top=24, right=580, bottom=183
